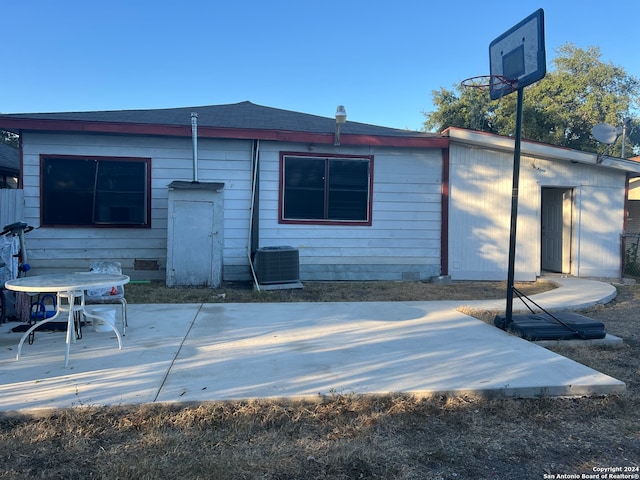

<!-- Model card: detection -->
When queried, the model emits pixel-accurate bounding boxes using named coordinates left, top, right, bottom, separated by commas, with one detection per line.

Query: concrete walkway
left=0, top=277, right=625, bottom=412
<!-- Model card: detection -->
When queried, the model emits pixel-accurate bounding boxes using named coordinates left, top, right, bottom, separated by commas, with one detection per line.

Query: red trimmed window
left=41, top=155, right=151, bottom=227
left=280, top=153, right=373, bottom=225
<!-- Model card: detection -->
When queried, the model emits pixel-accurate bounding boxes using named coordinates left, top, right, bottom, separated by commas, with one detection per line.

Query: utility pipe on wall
left=191, top=112, right=199, bottom=182
left=248, top=139, right=261, bottom=291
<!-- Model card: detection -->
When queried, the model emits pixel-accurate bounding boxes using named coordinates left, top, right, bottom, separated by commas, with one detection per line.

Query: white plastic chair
left=84, top=261, right=128, bottom=335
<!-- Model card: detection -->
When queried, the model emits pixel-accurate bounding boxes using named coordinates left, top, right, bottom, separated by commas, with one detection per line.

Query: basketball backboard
left=489, top=8, right=546, bottom=100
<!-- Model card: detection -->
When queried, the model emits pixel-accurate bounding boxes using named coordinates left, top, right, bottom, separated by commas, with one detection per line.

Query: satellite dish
left=592, top=123, right=620, bottom=145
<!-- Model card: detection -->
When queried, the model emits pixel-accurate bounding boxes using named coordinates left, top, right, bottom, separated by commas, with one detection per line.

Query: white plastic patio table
left=4, top=273, right=130, bottom=367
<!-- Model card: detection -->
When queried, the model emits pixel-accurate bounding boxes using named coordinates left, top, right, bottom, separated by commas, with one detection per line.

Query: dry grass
left=123, top=279, right=555, bottom=304
left=1, top=279, right=639, bottom=479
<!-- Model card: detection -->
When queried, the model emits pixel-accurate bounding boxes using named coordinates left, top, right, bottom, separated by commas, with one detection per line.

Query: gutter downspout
left=248, top=140, right=260, bottom=291
left=191, top=112, right=199, bottom=182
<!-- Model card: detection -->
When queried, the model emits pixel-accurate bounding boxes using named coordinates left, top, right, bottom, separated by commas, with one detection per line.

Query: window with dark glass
left=41, top=156, right=150, bottom=227
left=281, top=154, right=372, bottom=224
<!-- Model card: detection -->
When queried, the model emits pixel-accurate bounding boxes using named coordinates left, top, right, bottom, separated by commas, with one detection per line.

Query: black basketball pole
left=505, top=86, right=524, bottom=326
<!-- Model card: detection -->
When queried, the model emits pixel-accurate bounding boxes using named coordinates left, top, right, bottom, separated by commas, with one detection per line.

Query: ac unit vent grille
left=254, top=246, right=300, bottom=284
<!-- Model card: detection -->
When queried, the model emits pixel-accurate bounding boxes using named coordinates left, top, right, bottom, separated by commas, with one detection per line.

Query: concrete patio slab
left=0, top=278, right=626, bottom=412
left=0, top=304, right=200, bottom=411
left=157, top=301, right=624, bottom=403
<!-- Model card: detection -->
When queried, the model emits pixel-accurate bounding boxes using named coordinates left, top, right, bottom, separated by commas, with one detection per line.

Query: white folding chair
left=84, top=261, right=128, bottom=335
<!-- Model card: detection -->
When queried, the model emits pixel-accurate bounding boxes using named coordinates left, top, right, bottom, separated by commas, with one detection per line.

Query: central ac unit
left=254, top=246, right=300, bottom=284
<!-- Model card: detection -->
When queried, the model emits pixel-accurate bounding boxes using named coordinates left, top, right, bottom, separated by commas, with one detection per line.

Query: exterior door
left=541, top=188, right=573, bottom=273
left=170, top=199, right=215, bottom=286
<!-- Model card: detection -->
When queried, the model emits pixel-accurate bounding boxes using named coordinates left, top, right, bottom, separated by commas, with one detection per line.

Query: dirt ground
left=123, top=279, right=556, bottom=304
left=0, top=279, right=638, bottom=480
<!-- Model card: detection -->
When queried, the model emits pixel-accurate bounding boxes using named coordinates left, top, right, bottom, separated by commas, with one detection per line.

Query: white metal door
left=170, top=199, right=215, bottom=286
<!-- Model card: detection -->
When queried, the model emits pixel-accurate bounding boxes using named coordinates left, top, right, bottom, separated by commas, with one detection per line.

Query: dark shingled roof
left=0, top=101, right=445, bottom=148
left=4, top=101, right=416, bottom=135
left=0, top=143, right=19, bottom=175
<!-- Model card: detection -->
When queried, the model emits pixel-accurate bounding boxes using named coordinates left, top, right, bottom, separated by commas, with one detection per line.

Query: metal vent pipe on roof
left=191, top=112, right=199, bottom=182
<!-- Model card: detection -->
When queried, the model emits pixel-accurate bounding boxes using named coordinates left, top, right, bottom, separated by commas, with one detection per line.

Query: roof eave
left=442, top=126, right=640, bottom=172
left=0, top=118, right=449, bottom=148
left=444, top=126, right=596, bottom=162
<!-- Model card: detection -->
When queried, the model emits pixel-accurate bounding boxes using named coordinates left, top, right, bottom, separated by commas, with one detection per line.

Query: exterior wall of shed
left=448, top=143, right=626, bottom=280
left=19, top=133, right=443, bottom=282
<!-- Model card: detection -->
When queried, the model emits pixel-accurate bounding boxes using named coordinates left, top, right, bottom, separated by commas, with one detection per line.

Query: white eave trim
left=445, top=127, right=640, bottom=174
left=598, top=156, right=640, bottom=175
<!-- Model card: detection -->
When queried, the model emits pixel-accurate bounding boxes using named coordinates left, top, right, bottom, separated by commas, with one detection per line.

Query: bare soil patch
left=1, top=279, right=638, bottom=480
left=123, top=279, right=555, bottom=304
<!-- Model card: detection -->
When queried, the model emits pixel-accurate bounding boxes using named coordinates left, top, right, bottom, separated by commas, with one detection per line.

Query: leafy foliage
left=424, top=43, right=640, bottom=156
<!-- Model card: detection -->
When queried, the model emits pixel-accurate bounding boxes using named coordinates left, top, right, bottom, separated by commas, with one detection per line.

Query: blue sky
left=3, top=1, right=638, bottom=131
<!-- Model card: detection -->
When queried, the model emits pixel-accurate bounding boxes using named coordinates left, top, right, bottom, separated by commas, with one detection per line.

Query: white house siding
left=19, top=133, right=443, bottom=283
left=573, top=183, right=626, bottom=278
left=20, top=132, right=253, bottom=280
left=449, top=142, right=626, bottom=280
left=255, top=143, right=443, bottom=281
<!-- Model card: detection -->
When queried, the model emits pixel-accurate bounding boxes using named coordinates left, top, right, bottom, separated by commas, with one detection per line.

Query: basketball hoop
left=460, top=75, right=518, bottom=95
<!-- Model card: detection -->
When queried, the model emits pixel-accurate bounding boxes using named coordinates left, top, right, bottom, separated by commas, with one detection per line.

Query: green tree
left=424, top=43, right=640, bottom=157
